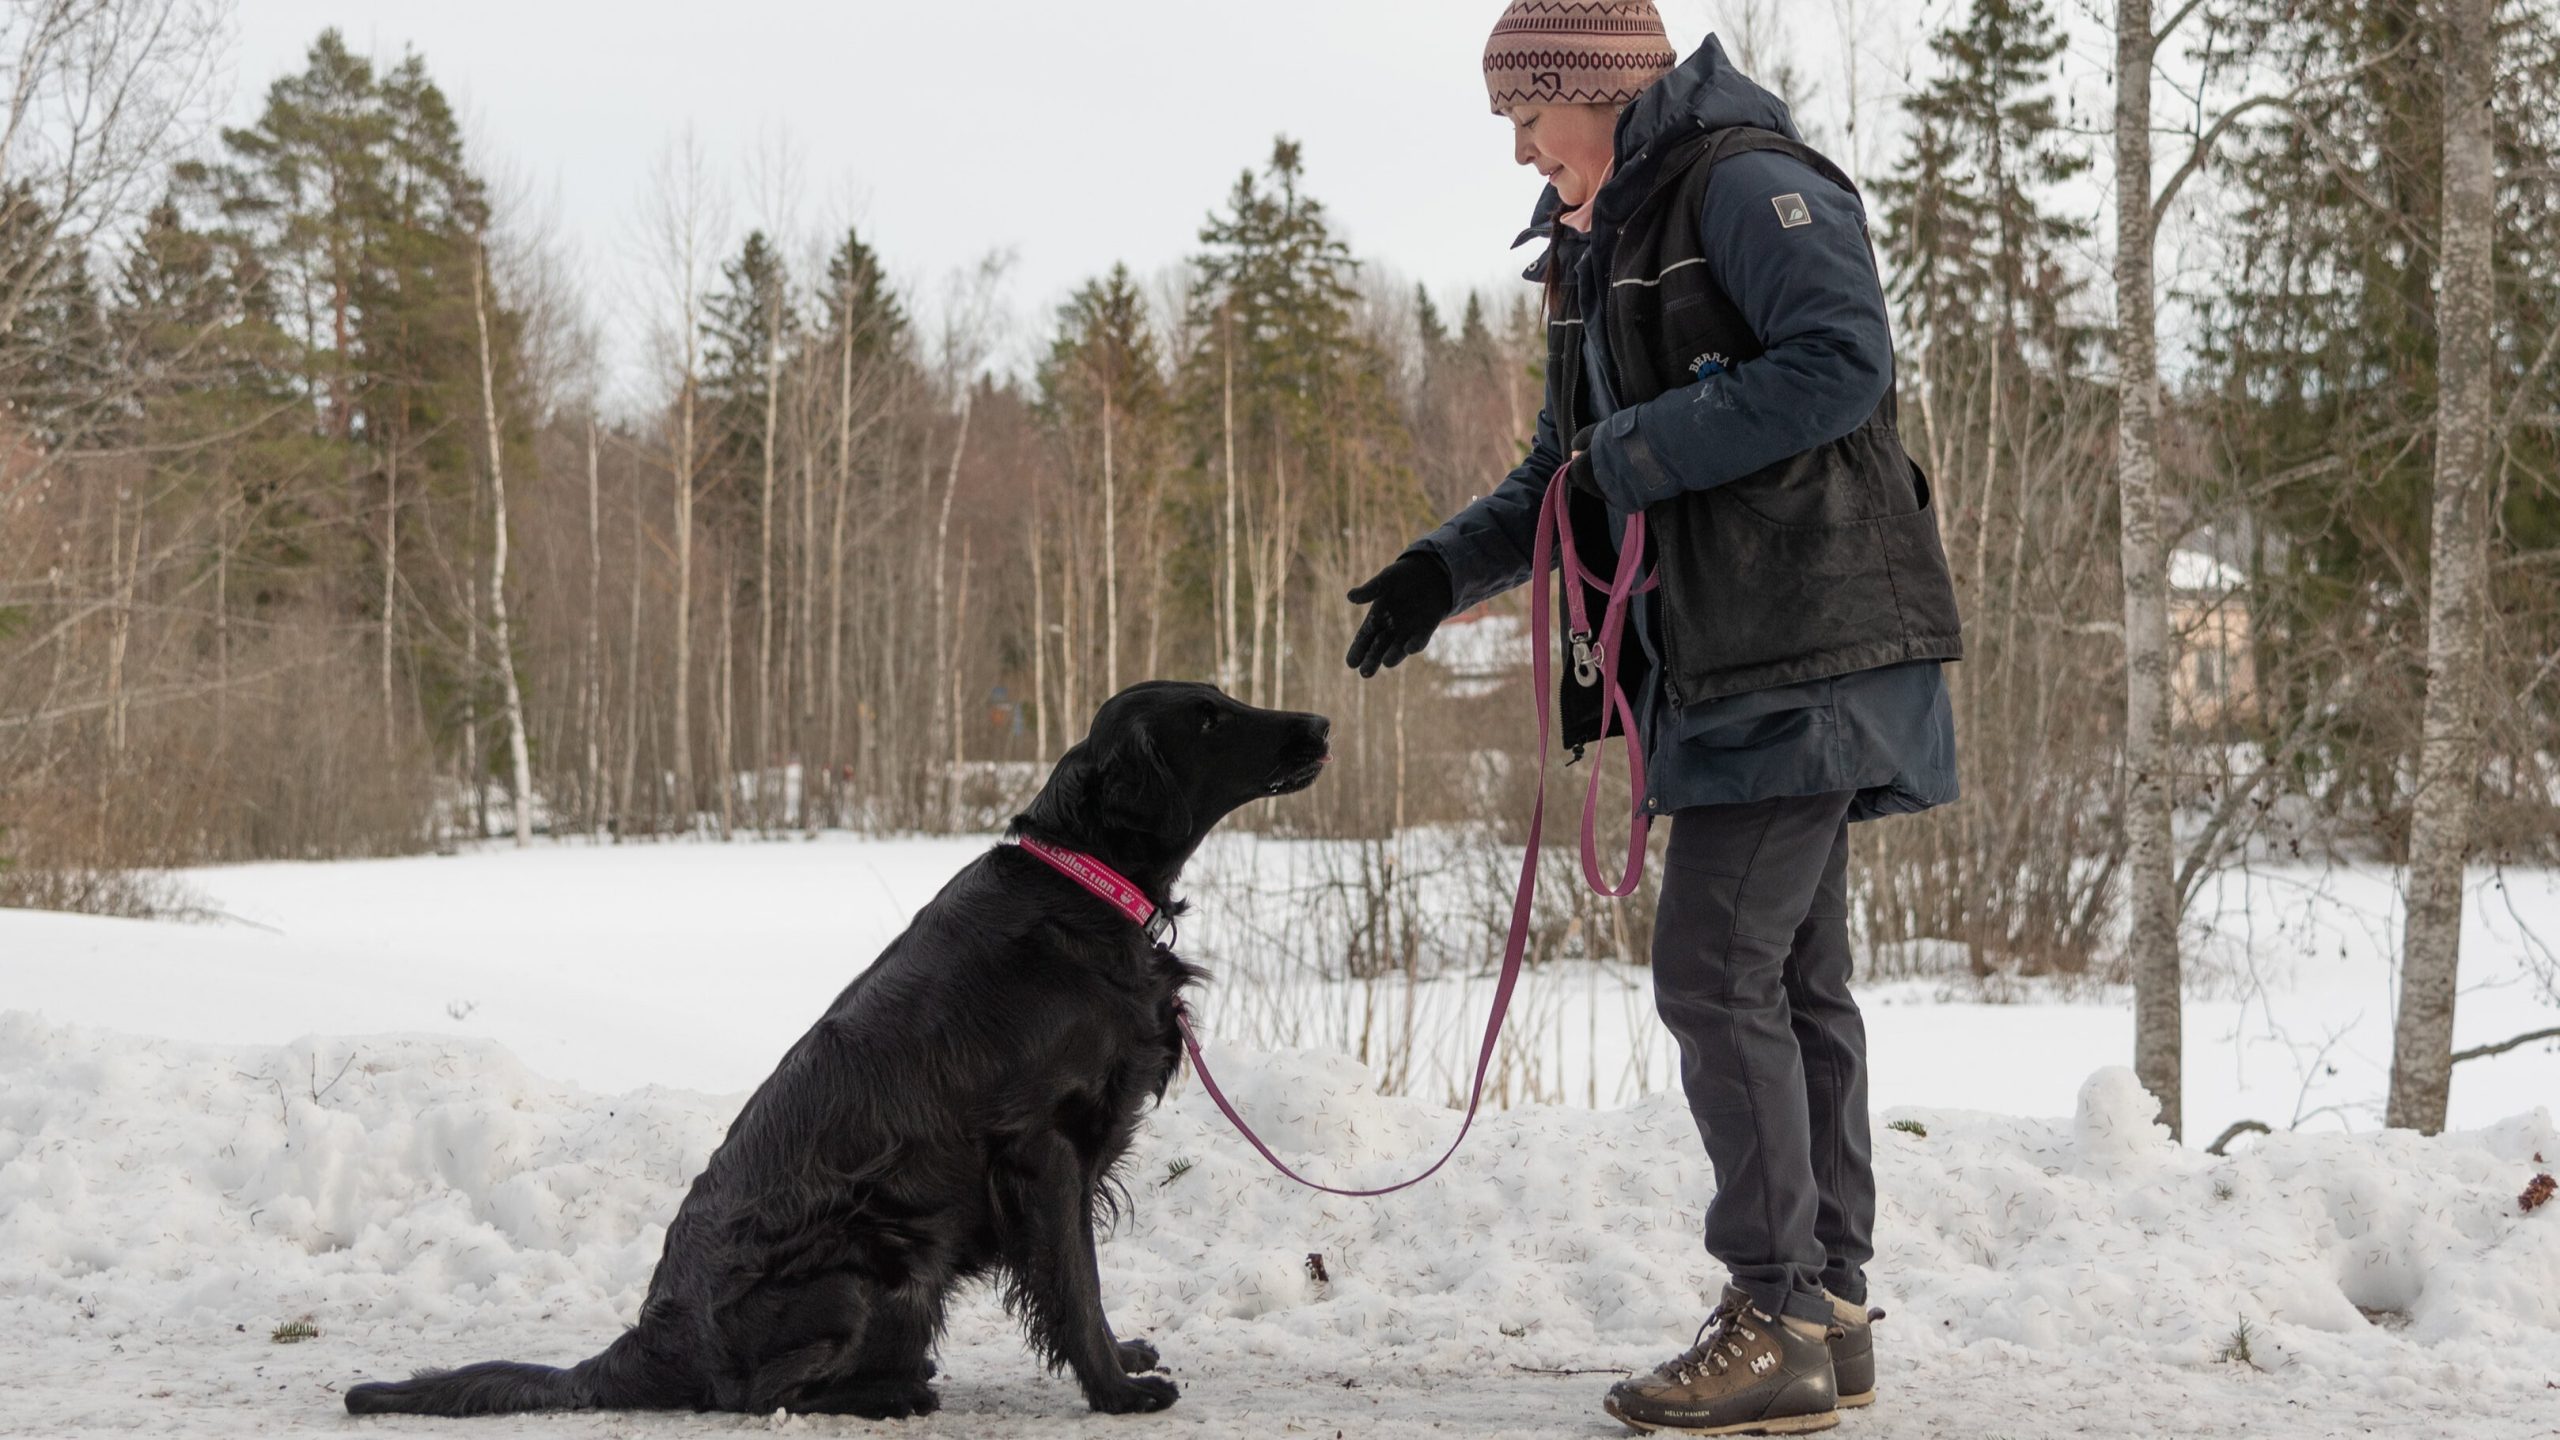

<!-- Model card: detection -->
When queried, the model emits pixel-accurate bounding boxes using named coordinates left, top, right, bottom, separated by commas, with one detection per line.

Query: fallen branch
left=2207, top=1119, right=2271, bottom=1156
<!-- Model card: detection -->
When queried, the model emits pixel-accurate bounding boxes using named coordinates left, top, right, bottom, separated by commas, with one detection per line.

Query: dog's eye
left=1198, top=707, right=1223, bottom=733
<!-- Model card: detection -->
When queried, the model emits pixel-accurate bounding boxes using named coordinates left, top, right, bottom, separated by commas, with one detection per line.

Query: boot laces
left=1663, top=1297, right=1759, bottom=1386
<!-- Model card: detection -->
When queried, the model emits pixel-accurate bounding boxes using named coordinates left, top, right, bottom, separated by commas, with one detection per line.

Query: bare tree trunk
left=1145, top=460, right=1167, bottom=679
left=2389, top=0, right=2497, bottom=1135
left=214, top=491, right=230, bottom=754
left=381, top=440, right=398, bottom=754
left=584, top=418, right=604, bottom=836
left=797, top=435, right=817, bottom=829
left=949, top=534, right=972, bottom=828
left=1220, top=304, right=1239, bottom=689
left=656, top=150, right=712, bottom=834
left=104, top=488, right=137, bottom=758
left=2115, top=0, right=2180, bottom=1137
left=464, top=456, right=484, bottom=841
left=1031, top=478, right=1050, bottom=759
left=930, top=393, right=974, bottom=828
left=473, top=242, right=534, bottom=848
left=826, top=283, right=856, bottom=825
left=755, top=282, right=781, bottom=832
left=1247, top=439, right=1273, bottom=709
left=1061, top=489, right=1082, bottom=727
left=619, top=464, right=645, bottom=837
left=716, top=562, right=735, bottom=840
left=1102, top=366, right=1118, bottom=697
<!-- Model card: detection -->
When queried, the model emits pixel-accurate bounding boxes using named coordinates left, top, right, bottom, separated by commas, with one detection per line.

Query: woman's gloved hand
left=1566, top=424, right=1606, bottom=501
left=1344, top=551, right=1456, bottom=677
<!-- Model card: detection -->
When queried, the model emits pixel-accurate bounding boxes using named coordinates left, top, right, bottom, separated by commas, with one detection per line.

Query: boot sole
left=1602, top=1395, right=1841, bottom=1436
left=1837, top=1390, right=1874, bottom=1408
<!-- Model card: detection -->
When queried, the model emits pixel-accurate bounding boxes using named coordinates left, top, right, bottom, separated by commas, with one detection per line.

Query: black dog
left=344, top=681, right=1331, bottom=1420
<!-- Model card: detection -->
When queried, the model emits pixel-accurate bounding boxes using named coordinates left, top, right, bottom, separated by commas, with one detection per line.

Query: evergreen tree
left=181, top=29, right=507, bottom=761
left=820, top=225, right=905, bottom=364
left=1876, top=0, right=2092, bottom=373
left=2202, top=0, right=2560, bottom=828
left=0, top=184, right=110, bottom=450
left=1179, top=137, right=1404, bottom=701
left=703, top=228, right=796, bottom=491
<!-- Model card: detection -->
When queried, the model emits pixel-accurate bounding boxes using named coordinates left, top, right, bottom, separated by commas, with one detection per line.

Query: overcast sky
left=214, top=2, right=2060, bottom=398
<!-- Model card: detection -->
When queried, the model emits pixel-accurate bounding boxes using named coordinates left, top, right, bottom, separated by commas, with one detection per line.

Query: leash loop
left=1178, top=462, right=1654, bottom=1194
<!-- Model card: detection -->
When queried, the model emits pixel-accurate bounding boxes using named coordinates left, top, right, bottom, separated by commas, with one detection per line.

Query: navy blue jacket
left=1412, top=35, right=1956, bottom=823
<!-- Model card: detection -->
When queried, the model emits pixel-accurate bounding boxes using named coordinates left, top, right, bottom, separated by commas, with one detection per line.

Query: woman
left=1343, top=5, right=1962, bottom=1435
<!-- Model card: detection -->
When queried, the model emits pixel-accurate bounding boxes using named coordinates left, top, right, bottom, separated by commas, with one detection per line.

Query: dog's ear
left=1093, top=723, right=1191, bottom=841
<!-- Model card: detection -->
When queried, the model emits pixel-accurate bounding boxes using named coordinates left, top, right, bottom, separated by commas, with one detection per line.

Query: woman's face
left=1507, top=102, right=1620, bottom=209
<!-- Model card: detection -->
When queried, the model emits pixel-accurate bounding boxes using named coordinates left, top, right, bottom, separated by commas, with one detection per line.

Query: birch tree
left=637, top=133, right=722, bottom=830
left=2388, top=0, right=2498, bottom=1134
left=471, top=238, right=532, bottom=846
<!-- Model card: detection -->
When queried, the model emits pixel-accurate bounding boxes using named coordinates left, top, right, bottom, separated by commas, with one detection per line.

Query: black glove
left=1566, top=424, right=1605, bottom=501
left=1344, top=551, right=1455, bottom=677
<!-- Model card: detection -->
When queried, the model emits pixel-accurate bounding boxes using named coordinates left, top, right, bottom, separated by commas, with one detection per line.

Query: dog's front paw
left=1116, top=1338, right=1161, bottom=1373
left=1088, top=1373, right=1179, bottom=1414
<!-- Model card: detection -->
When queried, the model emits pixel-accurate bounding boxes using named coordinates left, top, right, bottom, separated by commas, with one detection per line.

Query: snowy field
left=2, top=835, right=2557, bottom=1437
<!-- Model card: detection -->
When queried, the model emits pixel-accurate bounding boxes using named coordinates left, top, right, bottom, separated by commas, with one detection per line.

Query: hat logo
left=1772, top=193, right=1812, bottom=229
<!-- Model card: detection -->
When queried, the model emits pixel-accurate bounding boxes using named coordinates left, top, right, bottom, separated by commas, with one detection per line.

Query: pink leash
left=1026, top=465, right=1653, bottom=1196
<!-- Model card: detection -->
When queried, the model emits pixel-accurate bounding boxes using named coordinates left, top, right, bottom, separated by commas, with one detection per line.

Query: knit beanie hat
left=1483, top=1, right=1677, bottom=113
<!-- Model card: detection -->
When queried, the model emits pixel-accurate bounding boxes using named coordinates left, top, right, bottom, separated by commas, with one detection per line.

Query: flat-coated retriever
left=344, top=680, right=1331, bottom=1421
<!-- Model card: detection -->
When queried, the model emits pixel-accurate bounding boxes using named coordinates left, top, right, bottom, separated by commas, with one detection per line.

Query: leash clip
left=1569, top=629, right=1600, bottom=687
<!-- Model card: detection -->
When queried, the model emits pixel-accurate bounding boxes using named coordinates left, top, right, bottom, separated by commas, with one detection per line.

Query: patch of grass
left=2213, top=1180, right=2235, bottom=1202
left=1888, top=1119, right=1928, bottom=1139
left=271, top=1318, right=320, bottom=1345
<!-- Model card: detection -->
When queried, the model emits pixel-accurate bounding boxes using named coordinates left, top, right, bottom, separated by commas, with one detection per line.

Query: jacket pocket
left=1656, top=486, right=1947, bottom=678
left=1717, top=418, right=1917, bottom=531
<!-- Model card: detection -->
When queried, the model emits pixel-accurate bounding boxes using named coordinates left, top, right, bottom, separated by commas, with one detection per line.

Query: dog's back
left=345, top=846, right=1191, bottom=1418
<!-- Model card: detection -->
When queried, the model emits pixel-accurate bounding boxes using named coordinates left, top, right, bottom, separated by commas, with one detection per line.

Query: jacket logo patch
left=1771, top=193, right=1812, bottom=229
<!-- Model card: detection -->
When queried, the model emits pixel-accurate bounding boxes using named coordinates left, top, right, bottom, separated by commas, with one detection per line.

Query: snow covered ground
left=2, top=836, right=2557, bottom=1437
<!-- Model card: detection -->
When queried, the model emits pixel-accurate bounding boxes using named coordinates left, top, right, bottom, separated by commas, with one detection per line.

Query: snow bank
left=3, top=1016, right=2553, bottom=1436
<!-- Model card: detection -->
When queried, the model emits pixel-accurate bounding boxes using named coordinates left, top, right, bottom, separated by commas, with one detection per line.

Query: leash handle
left=1177, top=464, right=1653, bottom=1196
left=1551, top=480, right=1655, bottom=897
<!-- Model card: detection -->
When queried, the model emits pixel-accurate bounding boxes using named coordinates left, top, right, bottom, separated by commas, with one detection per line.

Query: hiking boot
left=1601, top=1287, right=1839, bottom=1436
left=1823, top=1291, right=1884, bottom=1408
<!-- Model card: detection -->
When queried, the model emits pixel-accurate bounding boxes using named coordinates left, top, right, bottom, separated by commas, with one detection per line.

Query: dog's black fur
left=343, top=681, right=1330, bottom=1420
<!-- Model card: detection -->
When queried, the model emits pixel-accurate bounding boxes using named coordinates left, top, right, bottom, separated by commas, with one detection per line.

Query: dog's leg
left=733, top=1273, right=874, bottom=1415
left=795, top=1288, right=944, bottom=1420
left=1001, top=1135, right=1178, bottom=1414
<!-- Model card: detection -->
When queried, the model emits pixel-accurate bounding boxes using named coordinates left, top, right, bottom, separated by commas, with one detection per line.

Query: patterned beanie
left=1483, top=0, right=1677, bottom=113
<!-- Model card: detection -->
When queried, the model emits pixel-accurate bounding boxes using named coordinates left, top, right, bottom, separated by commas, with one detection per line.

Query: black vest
left=1547, top=126, right=1963, bottom=734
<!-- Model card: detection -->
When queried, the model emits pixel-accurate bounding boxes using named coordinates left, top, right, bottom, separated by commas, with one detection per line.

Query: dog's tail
left=343, top=1330, right=651, bottom=1417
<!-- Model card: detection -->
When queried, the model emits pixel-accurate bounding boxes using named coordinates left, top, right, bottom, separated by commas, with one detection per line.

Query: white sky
left=212, top=1, right=2160, bottom=399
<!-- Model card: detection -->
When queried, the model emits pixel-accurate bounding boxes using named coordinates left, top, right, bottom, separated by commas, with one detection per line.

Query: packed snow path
left=3, top=1018, right=2554, bottom=1439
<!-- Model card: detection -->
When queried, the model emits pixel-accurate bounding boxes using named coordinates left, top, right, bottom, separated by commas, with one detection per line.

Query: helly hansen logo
left=1772, top=193, right=1812, bottom=229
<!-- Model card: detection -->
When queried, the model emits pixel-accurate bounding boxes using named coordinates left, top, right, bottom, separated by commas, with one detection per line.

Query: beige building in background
left=2169, top=548, right=2257, bottom=730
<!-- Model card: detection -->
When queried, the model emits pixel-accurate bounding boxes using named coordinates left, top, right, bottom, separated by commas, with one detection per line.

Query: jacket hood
left=1514, top=33, right=1799, bottom=260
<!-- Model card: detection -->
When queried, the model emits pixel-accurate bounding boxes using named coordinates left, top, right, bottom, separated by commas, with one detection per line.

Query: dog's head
left=1013, top=681, right=1331, bottom=874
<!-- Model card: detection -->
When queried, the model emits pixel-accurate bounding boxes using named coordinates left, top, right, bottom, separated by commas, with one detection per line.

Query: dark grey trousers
left=1650, top=790, right=1875, bottom=1326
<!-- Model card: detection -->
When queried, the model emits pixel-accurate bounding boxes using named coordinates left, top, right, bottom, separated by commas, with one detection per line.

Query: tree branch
left=2151, top=33, right=2418, bottom=225
left=2452, top=1027, right=2560, bottom=1065
left=2153, top=0, right=2209, bottom=46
